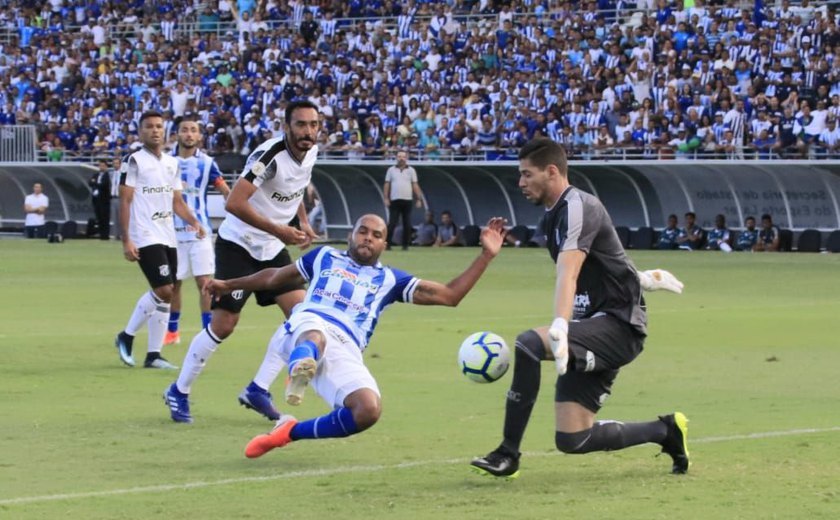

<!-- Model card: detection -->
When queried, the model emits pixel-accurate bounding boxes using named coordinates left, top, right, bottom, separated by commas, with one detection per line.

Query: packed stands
left=3, top=0, right=840, bottom=162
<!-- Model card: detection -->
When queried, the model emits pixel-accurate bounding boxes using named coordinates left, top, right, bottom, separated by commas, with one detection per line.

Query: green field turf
left=1, top=240, right=839, bottom=519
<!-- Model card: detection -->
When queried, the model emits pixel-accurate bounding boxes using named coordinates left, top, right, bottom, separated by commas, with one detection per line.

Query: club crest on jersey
left=231, top=290, right=245, bottom=300
left=320, top=268, right=380, bottom=293
left=159, top=265, right=170, bottom=277
left=250, top=161, right=266, bottom=176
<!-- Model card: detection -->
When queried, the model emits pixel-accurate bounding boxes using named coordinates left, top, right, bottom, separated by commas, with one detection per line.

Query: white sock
left=147, top=302, right=170, bottom=354
left=125, top=291, right=160, bottom=336
left=176, top=327, right=222, bottom=394
left=252, top=329, right=288, bottom=390
left=720, top=242, right=733, bottom=253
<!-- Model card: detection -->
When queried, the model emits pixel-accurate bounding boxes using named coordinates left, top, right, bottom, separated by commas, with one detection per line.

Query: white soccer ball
left=458, top=332, right=510, bottom=383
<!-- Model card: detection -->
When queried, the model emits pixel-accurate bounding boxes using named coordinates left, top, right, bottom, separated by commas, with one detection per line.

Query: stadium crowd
left=4, top=0, right=840, bottom=162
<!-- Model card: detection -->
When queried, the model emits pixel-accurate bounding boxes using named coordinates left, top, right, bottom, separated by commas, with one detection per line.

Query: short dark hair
left=518, top=138, right=567, bottom=173
left=139, top=110, right=164, bottom=126
left=285, top=99, right=319, bottom=124
left=745, top=215, right=756, bottom=223
left=668, top=214, right=678, bottom=220
left=175, top=114, right=200, bottom=130
left=761, top=213, right=772, bottom=221
left=685, top=212, right=696, bottom=219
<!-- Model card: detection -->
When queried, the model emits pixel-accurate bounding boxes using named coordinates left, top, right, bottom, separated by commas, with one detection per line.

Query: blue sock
left=290, top=407, right=359, bottom=440
left=168, top=312, right=180, bottom=333
left=201, top=312, right=211, bottom=329
left=288, top=340, right=319, bottom=374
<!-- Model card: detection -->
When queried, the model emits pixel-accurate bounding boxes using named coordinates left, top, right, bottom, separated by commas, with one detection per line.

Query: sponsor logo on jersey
left=270, top=187, right=306, bottom=203
left=142, top=185, right=174, bottom=194
left=320, top=268, right=380, bottom=293
left=151, top=210, right=173, bottom=221
left=573, top=292, right=591, bottom=316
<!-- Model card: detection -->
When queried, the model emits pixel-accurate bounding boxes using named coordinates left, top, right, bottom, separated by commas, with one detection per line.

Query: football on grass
left=458, top=332, right=510, bottom=383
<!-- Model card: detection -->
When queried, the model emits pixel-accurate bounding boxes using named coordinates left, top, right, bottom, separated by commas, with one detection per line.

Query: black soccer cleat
left=659, top=412, right=690, bottom=474
left=470, top=447, right=521, bottom=480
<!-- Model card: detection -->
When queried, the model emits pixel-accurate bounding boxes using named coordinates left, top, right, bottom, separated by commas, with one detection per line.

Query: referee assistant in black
left=471, top=138, right=690, bottom=478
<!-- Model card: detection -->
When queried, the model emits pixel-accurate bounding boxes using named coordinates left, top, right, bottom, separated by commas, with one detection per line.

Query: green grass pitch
left=1, top=240, right=839, bottom=519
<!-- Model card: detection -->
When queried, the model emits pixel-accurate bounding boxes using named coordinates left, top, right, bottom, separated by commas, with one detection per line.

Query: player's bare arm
left=295, top=199, right=317, bottom=249
left=412, top=218, right=506, bottom=306
left=204, top=263, right=304, bottom=299
left=119, top=184, right=139, bottom=261
left=214, top=177, right=231, bottom=199
left=553, top=249, right=586, bottom=321
left=225, top=177, right=307, bottom=245
left=547, top=248, right=585, bottom=373
left=172, top=190, right=206, bottom=240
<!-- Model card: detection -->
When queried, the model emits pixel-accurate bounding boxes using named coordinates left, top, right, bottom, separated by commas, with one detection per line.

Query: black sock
left=556, top=420, right=668, bottom=453
left=501, top=331, right=545, bottom=455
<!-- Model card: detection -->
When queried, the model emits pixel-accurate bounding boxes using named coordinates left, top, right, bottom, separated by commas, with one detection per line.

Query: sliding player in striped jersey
left=203, top=214, right=506, bottom=457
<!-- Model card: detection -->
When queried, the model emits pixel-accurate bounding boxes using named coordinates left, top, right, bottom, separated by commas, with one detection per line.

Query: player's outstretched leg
left=245, top=388, right=379, bottom=458
left=552, top=413, right=690, bottom=475
left=471, top=330, right=545, bottom=479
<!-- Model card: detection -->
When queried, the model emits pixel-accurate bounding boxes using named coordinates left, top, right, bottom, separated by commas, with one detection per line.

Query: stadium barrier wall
left=4, top=161, right=840, bottom=236
left=306, top=160, right=840, bottom=233
left=0, top=163, right=96, bottom=228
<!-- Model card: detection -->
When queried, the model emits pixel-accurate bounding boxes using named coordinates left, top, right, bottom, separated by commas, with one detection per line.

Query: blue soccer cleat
left=238, top=382, right=281, bottom=421
left=164, top=383, right=192, bottom=423
left=115, top=331, right=135, bottom=367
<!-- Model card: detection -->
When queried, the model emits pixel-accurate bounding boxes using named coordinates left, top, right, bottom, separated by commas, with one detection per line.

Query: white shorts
left=176, top=238, right=215, bottom=280
left=273, top=311, right=379, bottom=408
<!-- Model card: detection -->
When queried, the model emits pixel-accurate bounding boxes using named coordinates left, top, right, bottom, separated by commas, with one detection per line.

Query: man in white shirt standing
left=383, top=150, right=425, bottom=251
left=114, top=111, right=205, bottom=370
left=164, top=100, right=320, bottom=423
left=23, top=182, right=49, bottom=238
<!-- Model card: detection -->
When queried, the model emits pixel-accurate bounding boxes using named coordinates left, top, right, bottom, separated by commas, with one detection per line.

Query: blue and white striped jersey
left=294, top=246, right=420, bottom=350
left=172, top=148, right=223, bottom=242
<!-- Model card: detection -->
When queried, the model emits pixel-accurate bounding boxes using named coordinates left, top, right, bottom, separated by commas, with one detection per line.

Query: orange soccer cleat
left=244, top=415, right=298, bottom=458
left=163, top=331, right=181, bottom=346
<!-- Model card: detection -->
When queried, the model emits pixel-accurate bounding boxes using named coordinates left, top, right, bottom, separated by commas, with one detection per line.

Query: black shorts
left=212, top=237, right=305, bottom=313
left=555, top=314, right=645, bottom=413
left=138, top=244, right=178, bottom=289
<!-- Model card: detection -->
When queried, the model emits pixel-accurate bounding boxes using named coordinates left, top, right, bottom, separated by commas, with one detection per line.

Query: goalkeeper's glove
left=638, top=269, right=684, bottom=294
left=548, top=317, right=569, bottom=375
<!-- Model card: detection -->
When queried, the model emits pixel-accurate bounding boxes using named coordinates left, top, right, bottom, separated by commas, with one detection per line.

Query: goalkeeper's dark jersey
left=541, top=186, right=647, bottom=337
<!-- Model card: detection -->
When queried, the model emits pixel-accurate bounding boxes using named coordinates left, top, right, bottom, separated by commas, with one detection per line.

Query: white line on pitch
left=1, top=426, right=838, bottom=507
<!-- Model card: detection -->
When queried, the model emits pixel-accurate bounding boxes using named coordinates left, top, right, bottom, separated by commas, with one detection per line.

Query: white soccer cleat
left=285, top=357, right=317, bottom=406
